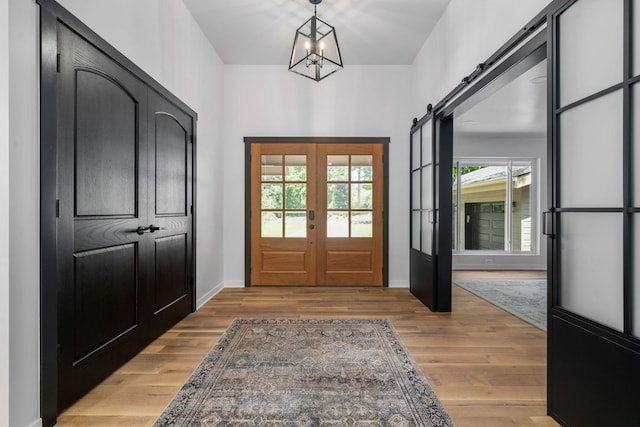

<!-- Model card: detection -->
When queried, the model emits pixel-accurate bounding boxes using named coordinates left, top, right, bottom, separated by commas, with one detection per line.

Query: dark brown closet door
left=56, top=25, right=194, bottom=409
left=146, top=90, right=194, bottom=336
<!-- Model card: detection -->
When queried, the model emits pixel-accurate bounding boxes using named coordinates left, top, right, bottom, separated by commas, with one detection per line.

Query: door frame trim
left=38, top=1, right=198, bottom=424
left=244, top=137, right=390, bottom=287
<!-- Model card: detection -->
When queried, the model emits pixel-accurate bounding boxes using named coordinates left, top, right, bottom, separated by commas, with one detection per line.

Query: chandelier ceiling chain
left=288, top=0, right=344, bottom=82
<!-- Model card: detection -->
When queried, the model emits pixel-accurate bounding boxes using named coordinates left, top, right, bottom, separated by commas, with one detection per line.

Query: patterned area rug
left=154, top=318, right=456, bottom=426
left=453, top=279, right=547, bottom=331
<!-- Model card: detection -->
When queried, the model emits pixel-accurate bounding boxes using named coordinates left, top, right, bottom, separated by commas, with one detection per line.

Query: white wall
left=412, top=0, right=552, bottom=118
left=223, top=65, right=413, bottom=287
left=411, top=0, right=553, bottom=270
left=8, top=0, right=41, bottom=425
left=8, top=0, right=224, bottom=425
left=1, top=0, right=10, bottom=424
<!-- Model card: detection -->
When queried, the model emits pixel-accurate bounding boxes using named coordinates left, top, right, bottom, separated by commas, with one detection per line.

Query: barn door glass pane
left=412, top=211, right=420, bottom=251
left=635, top=215, right=640, bottom=338
left=559, top=90, right=623, bottom=208
left=558, top=0, right=623, bottom=107
left=634, top=0, right=640, bottom=77
left=422, top=125, right=433, bottom=165
left=560, top=213, right=624, bottom=331
left=412, top=132, right=420, bottom=170
left=421, top=165, right=433, bottom=255
left=634, top=84, right=640, bottom=205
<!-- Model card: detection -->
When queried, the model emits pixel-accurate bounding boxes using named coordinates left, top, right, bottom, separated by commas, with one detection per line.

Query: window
left=452, top=159, right=537, bottom=253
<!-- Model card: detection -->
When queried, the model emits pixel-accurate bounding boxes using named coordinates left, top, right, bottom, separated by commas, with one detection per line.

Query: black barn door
left=409, top=115, right=453, bottom=312
left=56, top=25, right=194, bottom=410
left=547, top=0, right=640, bottom=425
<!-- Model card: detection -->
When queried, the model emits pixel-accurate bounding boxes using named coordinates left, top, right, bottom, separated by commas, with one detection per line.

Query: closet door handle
left=136, top=225, right=164, bottom=235
left=136, top=225, right=152, bottom=235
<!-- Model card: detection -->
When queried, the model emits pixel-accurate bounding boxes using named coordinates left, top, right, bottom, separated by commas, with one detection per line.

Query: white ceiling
left=182, top=0, right=451, bottom=65
left=455, top=60, right=548, bottom=137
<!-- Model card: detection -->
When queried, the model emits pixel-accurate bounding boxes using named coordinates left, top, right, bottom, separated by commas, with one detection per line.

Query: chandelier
left=288, top=0, right=343, bottom=81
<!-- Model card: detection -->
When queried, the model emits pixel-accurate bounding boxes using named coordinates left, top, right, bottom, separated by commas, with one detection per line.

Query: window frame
left=452, top=157, right=539, bottom=255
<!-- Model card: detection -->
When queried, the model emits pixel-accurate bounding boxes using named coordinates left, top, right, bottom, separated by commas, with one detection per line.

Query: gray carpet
left=154, top=318, right=456, bottom=426
left=453, top=279, right=547, bottom=331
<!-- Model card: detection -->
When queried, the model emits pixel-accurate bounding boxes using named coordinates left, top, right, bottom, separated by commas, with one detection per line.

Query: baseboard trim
left=224, top=281, right=246, bottom=289
left=388, top=281, right=409, bottom=289
left=452, top=265, right=546, bottom=270
left=27, top=418, right=43, bottom=427
left=196, top=281, right=224, bottom=310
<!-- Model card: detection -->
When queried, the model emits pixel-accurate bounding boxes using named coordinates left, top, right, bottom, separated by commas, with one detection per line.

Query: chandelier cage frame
left=288, top=2, right=344, bottom=82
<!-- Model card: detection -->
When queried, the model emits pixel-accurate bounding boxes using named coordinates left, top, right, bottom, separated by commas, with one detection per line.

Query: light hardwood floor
left=57, top=271, right=557, bottom=427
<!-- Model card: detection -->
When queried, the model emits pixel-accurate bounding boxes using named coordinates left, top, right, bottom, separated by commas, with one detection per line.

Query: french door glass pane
left=635, top=214, right=640, bottom=337
left=422, top=211, right=432, bottom=255
left=351, top=212, right=372, bottom=237
left=559, top=90, right=623, bottom=208
left=261, top=155, right=282, bottom=181
left=422, top=124, right=433, bottom=166
left=261, top=212, right=283, bottom=238
left=412, top=211, right=420, bottom=251
left=559, top=0, right=623, bottom=107
left=285, top=184, right=306, bottom=209
left=412, top=132, right=420, bottom=170
left=327, top=155, right=349, bottom=181
left=351, top=184, right=372, bottom=209
left=560, top=212, right=624, bottom=331
left=285, top=155, right=306, bottom=181
left=284, top=212, right=306, bottom=238
left=351, top=155, right=372, bottom=181
left=512, top=163, right=532, bottom=252
left=261, top=183, right=283, bottom=209
left=327, top=184, right=349, bottom=209
left=327, top=212, right=348, bottom=237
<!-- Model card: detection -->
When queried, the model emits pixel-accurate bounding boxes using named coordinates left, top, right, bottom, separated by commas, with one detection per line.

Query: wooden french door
left=250, top=142, right=383, bottom=286
left=55, top=24, right=194, bottom=410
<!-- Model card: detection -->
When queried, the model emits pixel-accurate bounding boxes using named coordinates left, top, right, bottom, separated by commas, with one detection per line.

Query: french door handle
left=308, top=210, right=315, bottom=220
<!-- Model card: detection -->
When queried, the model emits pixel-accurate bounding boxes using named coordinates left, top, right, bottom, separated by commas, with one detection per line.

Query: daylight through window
left=452, top=159, right=537, bottom=253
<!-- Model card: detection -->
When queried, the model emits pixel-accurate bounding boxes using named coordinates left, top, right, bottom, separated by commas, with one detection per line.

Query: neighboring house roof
left=454, top=165, right=531, bottom=187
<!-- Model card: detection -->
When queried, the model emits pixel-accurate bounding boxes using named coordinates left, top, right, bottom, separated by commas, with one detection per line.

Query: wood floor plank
left=56, top=271, right=558, bottom=427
